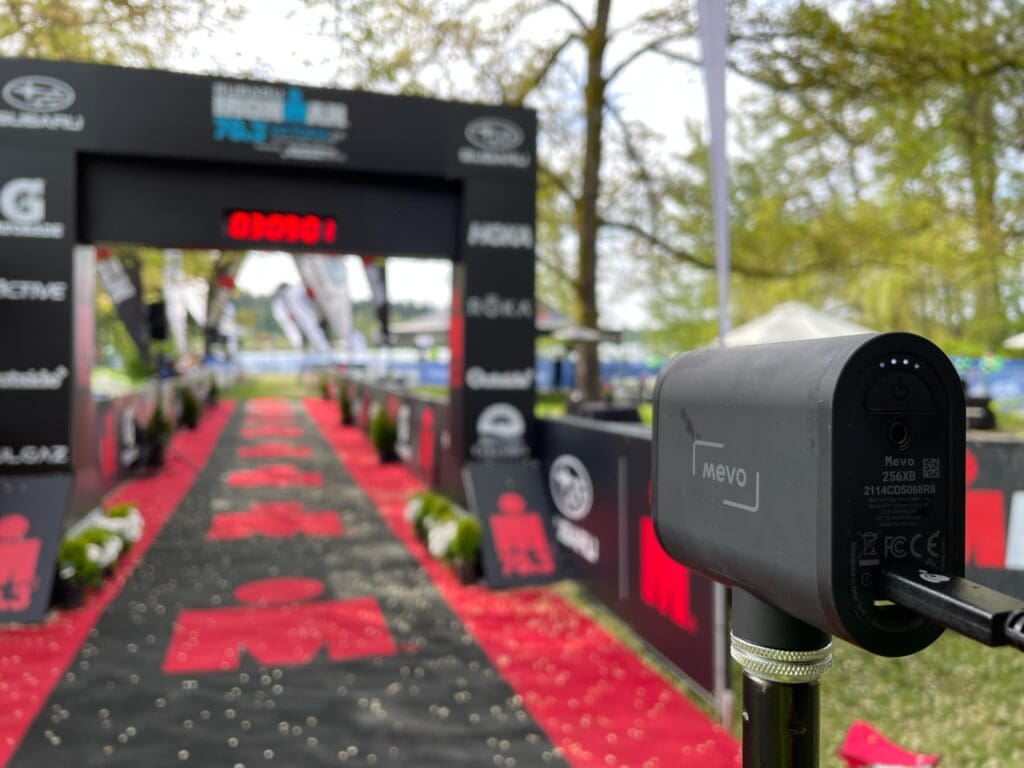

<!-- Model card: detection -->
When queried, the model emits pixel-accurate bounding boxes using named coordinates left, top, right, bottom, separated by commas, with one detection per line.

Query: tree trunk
left=575, top=0, right=611, bottom=400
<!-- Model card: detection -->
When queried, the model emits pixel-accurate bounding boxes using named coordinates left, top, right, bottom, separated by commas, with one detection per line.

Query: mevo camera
left=652, top=333, right=965, bottom=656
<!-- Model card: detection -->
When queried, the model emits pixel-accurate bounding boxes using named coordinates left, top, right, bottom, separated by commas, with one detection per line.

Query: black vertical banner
left=96, top=248, right=147, bottom=356
left=0, top=148, right=76, bottom=472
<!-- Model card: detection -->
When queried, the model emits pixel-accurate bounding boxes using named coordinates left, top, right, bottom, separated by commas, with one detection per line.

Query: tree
left=722, top=0, right=1024, bottom=349
left=305, top=0, right=702, bottom=397
left=0, top=0, right=239, bottom=65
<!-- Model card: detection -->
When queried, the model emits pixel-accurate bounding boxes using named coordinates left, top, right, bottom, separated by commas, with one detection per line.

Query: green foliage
left=147, top=402, right=172, bottom=441
left=369, top=404, right=397, bottom=459
left=178, top=386, right=200, bottom=429
left=57, top=537, right=102, bottom=588
left=411, top=492, right=454, bottom=542
left=104, top=503, right=136, bottom=519
left=339, top=386, right=353, bottom=424
left=208, top=378, right=219, bottom=405
left=447, top=516, right=481, bottom=564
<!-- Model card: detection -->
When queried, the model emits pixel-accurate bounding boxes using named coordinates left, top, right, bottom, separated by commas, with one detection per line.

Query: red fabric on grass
left=304, top=398, right=739, bottom=768
left=0, top=402, right=234, bottom=768
left=237, top=442, right=312, bottom=460
left=226, top=463, right=322, bottom=489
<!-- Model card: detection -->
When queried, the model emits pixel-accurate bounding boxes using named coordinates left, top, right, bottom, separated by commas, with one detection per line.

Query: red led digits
left=224, top=209, right=337, bottom=246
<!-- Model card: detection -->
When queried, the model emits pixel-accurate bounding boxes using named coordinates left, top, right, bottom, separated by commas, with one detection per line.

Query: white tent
left=723, top=301, right=872, bottom=347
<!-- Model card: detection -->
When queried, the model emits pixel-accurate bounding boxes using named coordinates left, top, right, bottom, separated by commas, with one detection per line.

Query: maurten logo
left=0, top=178, right=64, bottom=239
left=692, top=439, right=760, bottom=512
left=465, top=367, right=533, bottom=391
left=0, top=75, right=84, bottom=132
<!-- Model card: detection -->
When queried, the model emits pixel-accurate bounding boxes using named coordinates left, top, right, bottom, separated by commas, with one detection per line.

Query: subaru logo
left=464, top=117, right=524, bottom=152
left=2, top=76, right=76, bottom=113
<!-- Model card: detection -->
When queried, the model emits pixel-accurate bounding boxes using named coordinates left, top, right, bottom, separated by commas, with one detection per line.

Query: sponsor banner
left=295, top=254, right=354, bottom=346
left=0, top=74, right=85, bottom=134
left=963, top=440, right=1024, bottom=598
left=466, top=293, right=533, bottom=320
left=278, top=282, right=329, bottom=353
left=211, top=80, right=350, bottom=163
left=537, top=418, right=723, bottom=702
left=0, top=474, right=71, bottom=623
left=463, top=462, right=561, bottom=589
left=161, top=250, right=190, bottom=354
left=362, top=255, right=389, bottom=344
left=96, top=250, right=147, bottom=355
left=458, top=116, right=532, bottom=169
left=0, top=176, right=65, bottom=239
left=466, top=220, right=533, bottom=250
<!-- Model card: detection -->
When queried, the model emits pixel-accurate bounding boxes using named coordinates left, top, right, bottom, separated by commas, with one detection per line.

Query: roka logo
left=466, top=221, right=533, bottom=250
left=465, top=294, right=533, bottom=320
left=0, top=178, right=63, bottom=239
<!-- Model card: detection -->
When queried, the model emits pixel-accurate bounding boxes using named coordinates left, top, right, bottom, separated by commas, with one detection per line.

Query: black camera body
left=653, top=333, right=965, bottom=656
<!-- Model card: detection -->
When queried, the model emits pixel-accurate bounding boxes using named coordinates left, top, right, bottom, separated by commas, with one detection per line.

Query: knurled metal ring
left=730, top=633, right=833, bottom=684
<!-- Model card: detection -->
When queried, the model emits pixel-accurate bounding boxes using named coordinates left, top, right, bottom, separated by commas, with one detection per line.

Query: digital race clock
left=224, top=209, right=338, bottom=246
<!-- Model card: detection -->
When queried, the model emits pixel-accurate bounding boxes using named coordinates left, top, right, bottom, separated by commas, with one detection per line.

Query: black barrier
left=965, top=438, right=1024, bottom=597
left=0, top=58, right=537, bottom=622
left=536, top=416, right=728, bottom=708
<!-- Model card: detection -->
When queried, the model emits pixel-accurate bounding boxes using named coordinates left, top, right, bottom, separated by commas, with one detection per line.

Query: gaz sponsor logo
left=0, top=278, right=67, bottom=302
left=0, top=444, right=69, bottom=467
left=212, top=81, right=350, bottom=162
left=471, top=402, right=527, bottom=459
left=0, top=365, right=69, bottom=391
left=465, top=366, right=533, bottom=391
left=465, top=293, right=533, bottom=320
left=466, top=221, right=533, bottom=250
left=0, top=178, right=65, bottom=239
left=0, top=75, right=84, bottom=132
left=459, top=116, right=531, bottom=168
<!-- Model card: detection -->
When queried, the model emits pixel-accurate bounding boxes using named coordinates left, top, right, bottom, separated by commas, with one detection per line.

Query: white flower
left=404, top=498, right=422, bottom=522
left=85, top=536, right=123, bottom=568
left=427, top=520, right=458, bottom=559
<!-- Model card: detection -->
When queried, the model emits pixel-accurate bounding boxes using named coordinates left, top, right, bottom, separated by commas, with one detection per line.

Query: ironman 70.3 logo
left=0, top=178, right=64, bottom=239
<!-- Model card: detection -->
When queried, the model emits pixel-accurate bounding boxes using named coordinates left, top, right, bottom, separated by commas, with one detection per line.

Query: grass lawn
left=223, top=373, right=319, bottom=400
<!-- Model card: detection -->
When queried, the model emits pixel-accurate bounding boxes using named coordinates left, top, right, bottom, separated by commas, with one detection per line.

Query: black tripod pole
left=732, top=590, right=833, bottom=768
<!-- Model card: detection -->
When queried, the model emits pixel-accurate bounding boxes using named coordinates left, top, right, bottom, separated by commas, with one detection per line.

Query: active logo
left=0, top=278, right=67, bottom=302
left=466, top=221, right=533, bottom=250
left=465, top=366, right=534, bottom=391
left=459, top=116, right=530, bottom=168
left=465, top=293, right=533, bottom=320
left=0, top=75, right=84, bottom=132
left=0, top=178, right=64, bottom=239
left=0, top=365, right=69, bottom=391
left=0, top=444, right=69, bottom=467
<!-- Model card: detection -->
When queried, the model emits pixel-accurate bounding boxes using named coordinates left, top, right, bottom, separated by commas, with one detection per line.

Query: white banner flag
left=279, top=283, right=330, bottom=353
left=162, top=249, right=189, bottom=354
left=271, top=294, right=304, bottom=349
left=700, top=0, right=731, bottom=344
left=294, top=254, right=354, bottom=347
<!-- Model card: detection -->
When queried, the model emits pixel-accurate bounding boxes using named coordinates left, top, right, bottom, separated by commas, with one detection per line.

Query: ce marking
left=909, top=530, right=941, bottom=559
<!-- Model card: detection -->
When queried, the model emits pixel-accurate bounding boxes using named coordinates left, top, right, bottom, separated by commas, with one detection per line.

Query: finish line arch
left=0, top=59, right=537, bottom=622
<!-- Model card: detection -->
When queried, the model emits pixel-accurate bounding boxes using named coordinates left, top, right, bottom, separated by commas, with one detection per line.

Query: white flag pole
left=699, top=0, right=731, bottom=346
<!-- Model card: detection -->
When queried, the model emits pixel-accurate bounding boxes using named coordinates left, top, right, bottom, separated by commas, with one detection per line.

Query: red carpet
left=0, top=402, right=234, bottom=768
left=304, top=398, right=739, bottom=768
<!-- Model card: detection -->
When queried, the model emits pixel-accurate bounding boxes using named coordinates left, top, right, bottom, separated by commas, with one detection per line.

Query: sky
left=171, top=2, right=743, bottom=328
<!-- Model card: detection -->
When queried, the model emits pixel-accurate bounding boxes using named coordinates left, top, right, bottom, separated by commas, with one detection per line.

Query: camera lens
left=888, top=420, right=911, bottom=450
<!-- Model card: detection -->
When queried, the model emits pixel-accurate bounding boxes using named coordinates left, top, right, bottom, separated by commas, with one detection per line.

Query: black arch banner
left=0, top=59, right=537, bottom=623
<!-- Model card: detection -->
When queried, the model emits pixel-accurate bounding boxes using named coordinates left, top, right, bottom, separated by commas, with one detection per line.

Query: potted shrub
left=178, top=386, right=200, bottom=430
left=146, top=402, right=172, bottom=467
left=75, top=527, right=124, bottom=576
left=446, top=516, right=482, bottom=585
left=339, top=386, right=354, bottom=426
left=103, top=503, right=144, bottom=555
left=53, top=535, right=103, bottom=609
left=319, top=373, right=332, bottom=400
left=207, top=377, right=219, bottom=405
left=369, top=403, right=397, bottom=462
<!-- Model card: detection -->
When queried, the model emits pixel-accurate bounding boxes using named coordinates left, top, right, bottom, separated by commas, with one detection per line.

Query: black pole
left=732, top=589, right=832, bottom=768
